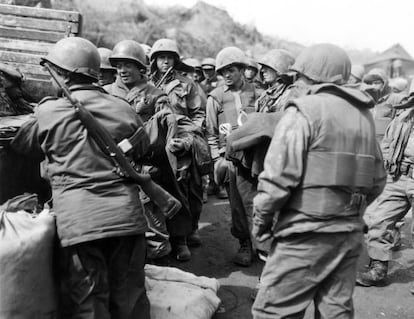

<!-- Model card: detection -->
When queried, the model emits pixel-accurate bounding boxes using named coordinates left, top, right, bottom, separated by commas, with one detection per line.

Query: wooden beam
left=0, top=14, right=79, bottom=33
left=3, top=61, right=49, bottom=77
left=0, top=51, right=42, bottom=65
left=0, top=37, right=52, bottom=55
left=0, top=26, right=66, bottom=43
left=0, top=4, right=80, bottom=23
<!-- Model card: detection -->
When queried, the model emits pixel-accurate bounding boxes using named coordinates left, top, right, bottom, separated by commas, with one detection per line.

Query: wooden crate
left=0, top=4, right=82, bottom=101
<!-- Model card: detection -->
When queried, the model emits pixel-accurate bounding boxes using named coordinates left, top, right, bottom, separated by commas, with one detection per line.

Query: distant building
left=364, top=43, right=414, bottom=78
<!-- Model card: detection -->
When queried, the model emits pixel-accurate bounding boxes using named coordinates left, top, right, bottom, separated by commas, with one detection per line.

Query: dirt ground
left=169, top=197, right=414, bottom=319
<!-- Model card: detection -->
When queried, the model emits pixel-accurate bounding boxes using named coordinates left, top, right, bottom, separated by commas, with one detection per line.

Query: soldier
left=245, top=57, right=265, bottom=92
left=356, top=99, right=414, bottom=291
left=108, top=40, right=165, bottom=122
left=149, top=38, right=204, bottom=128
left=206, top=46, right=260, bottom=266
left=361, top=68, right=406, bottom=142
left=255, top=49, right=295, bottom=113
left=97, top=47, right=117, bottom=89
left=180, top=58, right=207, bottom=110
left=149, top=38, right=205, bottom=260
left=251, top=43, right=386, bottom=318
left=201, top=57, right=221, bottom=93
left=12, top=37, right=151, bottom=319
left=389, top=77, right=408, bottom=93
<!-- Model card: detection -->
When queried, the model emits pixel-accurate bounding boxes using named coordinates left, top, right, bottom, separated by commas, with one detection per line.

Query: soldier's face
left=221, top=66, right=243, bottom=87
left=261, top=66, right=278, bottom=84
left=203, top=68, right=215, bottom=80
left=370, top=80, right=385, bottom=92
left=244, top=67, right=257, bottom=80
left=156, top=54, right=175, bottom=74
left=98, top=69, right=116, bottom=86
left=115, top=61, right=143, bottom=86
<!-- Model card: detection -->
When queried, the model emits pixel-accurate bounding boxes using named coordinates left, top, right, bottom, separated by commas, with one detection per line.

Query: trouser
left=227, top=162, right=257, bottom=242
left=144, top=201, right=171, bottom=259
left=58, top=235, right=150, bottom=319
left=365, top=173, right=414, bottom=261
left=252, top=232, right=363, bottom=319
left=178, top=166, right=203, bottom=233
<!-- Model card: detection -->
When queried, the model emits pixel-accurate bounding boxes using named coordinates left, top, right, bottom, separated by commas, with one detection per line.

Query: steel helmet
left=290, top=43, right=351, bottom=84
left=182, top=58, right=202, bottom=69
left=258, top=49, right=295, bottom=75
left=201, top=57, right=216, bottom=69
left=389, top=77, right=408, bottom=93
left=362, top=68, right=388, bottom=84
left=149, top=38, right=180, bottom=62
left=246, top=58, right=259, bottom=72
left=350, top=64, right=365, bottom=81
left=109, top=40, right=147, bottom=69
left=41, top=37, right=100, bottom=80
left=140, top=43, right=152, bottom=56
left=97, top=47, right=116, bottom=71
left=215, top=47, right=248, bottom=74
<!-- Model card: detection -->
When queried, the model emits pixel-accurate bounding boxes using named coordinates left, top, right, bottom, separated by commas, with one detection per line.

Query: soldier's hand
left=252, top=223, right=272, bottom=243
left=168, top=138, right=185, bottom=153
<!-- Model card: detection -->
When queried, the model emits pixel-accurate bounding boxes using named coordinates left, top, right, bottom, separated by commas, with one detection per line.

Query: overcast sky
left=147, top=0, right=414, bottom=56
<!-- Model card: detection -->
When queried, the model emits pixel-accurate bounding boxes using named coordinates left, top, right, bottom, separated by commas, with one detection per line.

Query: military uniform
left=108, top=77, right=165, bottom=122
left=13, top=84, right=151, bottom=318
left=255, top=82, right=290, bottom=113
left=252, top=85, right=386, bottom=318
left=206, top=79, right=259, bottom=250
left=361, top=108, right=414, bottom=269
left=372, top=92, right=406, bottom=142
left=252, top=44, right=386, bottom=319
left=201, top=75, right=221, bottom=94
left=152, top=71, right=205, bottom=128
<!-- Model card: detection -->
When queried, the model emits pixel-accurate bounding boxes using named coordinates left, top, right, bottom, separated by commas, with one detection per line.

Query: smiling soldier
left=107, top=40, right=165, bottom=123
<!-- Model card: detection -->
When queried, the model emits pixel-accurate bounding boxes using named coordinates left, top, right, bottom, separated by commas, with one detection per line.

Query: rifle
left=155, top=66, right=174, bottom=89
left=44, top=63, right=181, bottom=219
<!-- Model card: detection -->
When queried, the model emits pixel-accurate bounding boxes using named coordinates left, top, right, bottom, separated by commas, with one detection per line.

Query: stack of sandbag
left=145, top=264, right=221, bottom=319
left=0, top=194, right=57, bottom=319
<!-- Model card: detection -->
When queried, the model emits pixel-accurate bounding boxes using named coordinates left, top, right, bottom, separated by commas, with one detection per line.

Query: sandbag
left=145, top=265, right=221, bottom=319
left=0, top=196, right=57, bottom=319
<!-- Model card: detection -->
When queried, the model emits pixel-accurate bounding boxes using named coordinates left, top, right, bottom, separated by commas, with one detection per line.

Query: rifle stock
left=44, top=63, right=181, bottom=219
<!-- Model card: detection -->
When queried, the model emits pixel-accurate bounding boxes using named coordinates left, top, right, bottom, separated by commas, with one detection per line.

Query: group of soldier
left=2, top=33, right=414, bottom=318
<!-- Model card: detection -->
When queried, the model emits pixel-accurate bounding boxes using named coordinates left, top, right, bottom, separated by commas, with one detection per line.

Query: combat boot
left=187, top=230, right=202, bottom=247
left=356, top=259, right=388, bottom=286
left=171, top=237, right=191, bottom=262
left=233, top=239, right=253, bottom=267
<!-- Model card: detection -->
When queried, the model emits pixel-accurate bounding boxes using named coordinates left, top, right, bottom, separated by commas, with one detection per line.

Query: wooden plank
left=3, top=61, right=49, bottom=77
left=0, top=26, right=66, bottom=43
left=0, top=4, right=80, bottom=23
left=0, top=37, right=52, bottom=55
left=0, top=51, right=42, bottom=65
left=0, top=14, right=79, bottom=33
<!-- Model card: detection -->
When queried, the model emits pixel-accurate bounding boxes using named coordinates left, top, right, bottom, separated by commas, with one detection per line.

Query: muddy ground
left=169, top=197, right=414, bottom=319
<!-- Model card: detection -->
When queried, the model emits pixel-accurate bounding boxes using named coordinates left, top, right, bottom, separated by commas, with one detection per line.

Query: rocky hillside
left=50, top=0, right=304, bottom=59
left=2, top=0, right=376, bottom=62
